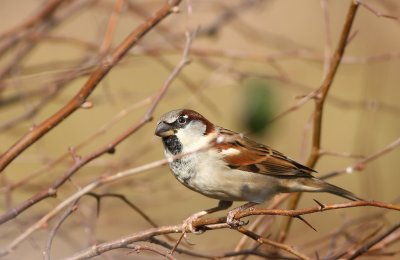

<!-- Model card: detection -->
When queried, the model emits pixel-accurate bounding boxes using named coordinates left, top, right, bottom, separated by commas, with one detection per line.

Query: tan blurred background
left=0, top=0, right=399, bottom=259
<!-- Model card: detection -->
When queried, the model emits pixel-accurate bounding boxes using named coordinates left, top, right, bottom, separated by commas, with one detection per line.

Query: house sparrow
left=155, top=109, right=360, bottom=232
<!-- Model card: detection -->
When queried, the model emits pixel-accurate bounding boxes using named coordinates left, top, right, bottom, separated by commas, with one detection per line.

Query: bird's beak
left=155, top=121, right=175, bottom=137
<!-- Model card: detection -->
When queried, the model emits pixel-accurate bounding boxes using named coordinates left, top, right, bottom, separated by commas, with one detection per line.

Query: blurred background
left=0, top=0, right=399, bottom=259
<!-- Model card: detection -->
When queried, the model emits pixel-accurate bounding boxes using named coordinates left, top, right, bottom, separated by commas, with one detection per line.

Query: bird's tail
left=294, top=177, right=362, bottom=201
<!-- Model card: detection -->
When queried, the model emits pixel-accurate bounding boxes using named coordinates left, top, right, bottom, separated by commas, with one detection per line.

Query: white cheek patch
left=175, top=122, right=215, bottom=153
left=175, top=129, right=200, bottom=152
left=220, top=148, right=240, bottom=156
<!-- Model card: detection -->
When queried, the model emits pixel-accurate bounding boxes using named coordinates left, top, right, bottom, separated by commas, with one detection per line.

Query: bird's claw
left=182, top=214, right=205, bottom=235
left=226, top=211, right=248, bottom=228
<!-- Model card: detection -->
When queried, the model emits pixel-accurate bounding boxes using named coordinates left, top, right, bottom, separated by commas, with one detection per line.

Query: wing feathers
left=214, top=128, right=315, bottom=178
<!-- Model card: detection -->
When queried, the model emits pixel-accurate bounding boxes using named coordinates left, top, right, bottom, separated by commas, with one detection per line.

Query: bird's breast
left=164, top=149, right=281, bottom=203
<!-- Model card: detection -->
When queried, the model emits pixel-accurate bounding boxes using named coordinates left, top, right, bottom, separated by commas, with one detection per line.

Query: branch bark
left=280, top=0, right=360, bottom=241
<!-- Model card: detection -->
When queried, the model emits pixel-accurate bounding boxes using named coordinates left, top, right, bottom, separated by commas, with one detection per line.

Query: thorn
left=169, top=232, right=185, bottom=255
left=295, top=215, right=317, bottom=232
left=313, top=199, right=325, bottom=210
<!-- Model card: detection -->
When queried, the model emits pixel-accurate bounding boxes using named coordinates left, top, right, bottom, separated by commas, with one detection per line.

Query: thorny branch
left=64, top=199, right=400, bottom=260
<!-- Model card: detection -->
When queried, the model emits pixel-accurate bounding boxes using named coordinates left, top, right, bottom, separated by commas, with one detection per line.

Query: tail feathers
left=299, top=178, right=362, bottom=201
left=320, top=181, right=361, bottom=201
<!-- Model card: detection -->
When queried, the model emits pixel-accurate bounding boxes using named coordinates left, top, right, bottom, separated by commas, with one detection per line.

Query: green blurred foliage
left=240, top=80, right=276, bottom=136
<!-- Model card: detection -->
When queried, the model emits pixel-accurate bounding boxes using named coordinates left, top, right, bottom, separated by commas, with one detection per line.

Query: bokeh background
left=0, top=0, right=399, bottom=259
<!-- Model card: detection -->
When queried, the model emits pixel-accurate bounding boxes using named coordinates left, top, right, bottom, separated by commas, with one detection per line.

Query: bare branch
left=345, top=221, right=400, bottom=259
left=0, top=0, right=183, bottom=172
left=64, top=200, right=400, bottom=260
left=280, top=0, right=360, bottom=240
left=357, top=0, right=399, bottom=21
left=43, top=201, right=78, bottom=260
left=237, top=227, right=311, bottom=260
left=322, top=137, right=400, bottom=179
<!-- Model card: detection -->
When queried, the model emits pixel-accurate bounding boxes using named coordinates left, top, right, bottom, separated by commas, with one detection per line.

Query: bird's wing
left=214, top=128, right=315, bottom=178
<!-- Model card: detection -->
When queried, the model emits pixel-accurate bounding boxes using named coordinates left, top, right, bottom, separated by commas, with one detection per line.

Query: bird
left=155, top=109, right=361, bottom=233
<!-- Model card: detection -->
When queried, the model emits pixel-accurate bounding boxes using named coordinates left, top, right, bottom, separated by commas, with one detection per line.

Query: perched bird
left=155, top=109, right=360, bottom=232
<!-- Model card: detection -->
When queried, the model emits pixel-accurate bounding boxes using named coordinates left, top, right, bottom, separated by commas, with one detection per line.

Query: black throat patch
left=162, top=135, right=182, bottom=155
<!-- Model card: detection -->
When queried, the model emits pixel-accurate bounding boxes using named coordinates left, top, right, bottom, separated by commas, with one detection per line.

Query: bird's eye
left=177, top=116, right=187, bottom=125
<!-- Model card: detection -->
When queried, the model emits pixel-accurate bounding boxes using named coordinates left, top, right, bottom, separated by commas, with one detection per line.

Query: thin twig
left=322, top=137, right=400, bottom=179
left=43, top=201, right=78, bottom=260
left=236, top=227, right=311, bottom=260
left=357, top=0, right=399, bottom=20
left=1, top=96, right=152, bottom=191
left=99, top=0, right=125, bottom=53
left=63, top=224, right=183, bottom=260
left=346, top=222, right=400, bottom=259
left=234, top=200, right=400, bottom=219
left=126, top=243, right=177, bottom=260
left=0, top=0, right=66, bottom=58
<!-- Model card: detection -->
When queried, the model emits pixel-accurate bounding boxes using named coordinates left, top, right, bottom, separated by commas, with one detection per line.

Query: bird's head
left=155, top=109, right=215, bottom=154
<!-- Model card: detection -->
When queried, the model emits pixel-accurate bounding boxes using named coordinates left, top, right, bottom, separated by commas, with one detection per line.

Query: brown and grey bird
left=155, top=109, right=360, bottom=232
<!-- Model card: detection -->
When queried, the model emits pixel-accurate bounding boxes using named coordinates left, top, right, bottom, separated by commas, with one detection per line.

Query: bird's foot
left=226, top=202, right=256, bottom=228
left=182, top=211, right=207, bottom=234
left=226, top=209, right=247, bottom=228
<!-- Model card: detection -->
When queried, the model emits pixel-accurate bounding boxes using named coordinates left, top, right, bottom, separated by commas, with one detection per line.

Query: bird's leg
left=183, top=200, right=233, bottom=234
left=227, top=202, right=258, bottom=228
